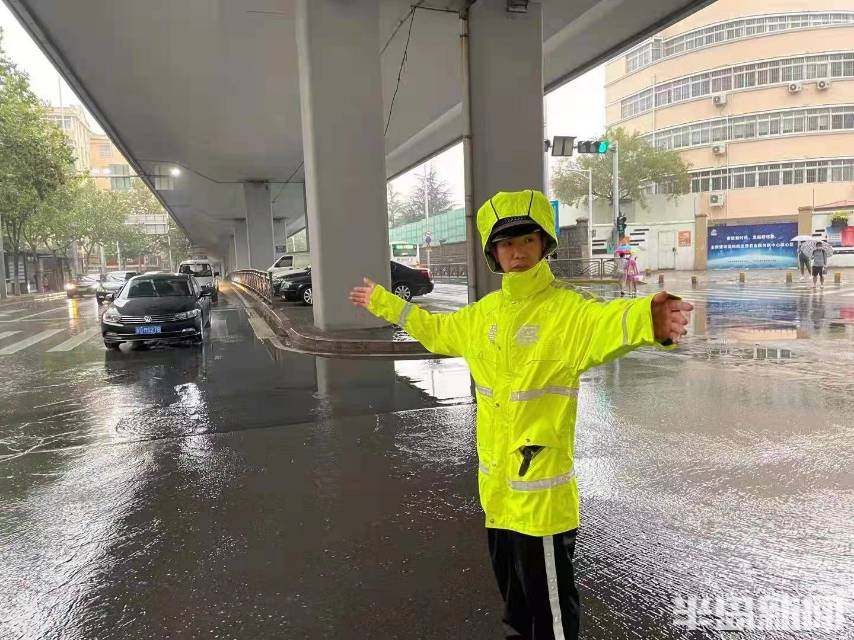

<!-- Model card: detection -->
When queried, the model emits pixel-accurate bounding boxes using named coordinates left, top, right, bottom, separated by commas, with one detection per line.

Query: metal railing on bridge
left=229, top=269, right=274, bottom=305
left=428, top=258, right=619, bottom=283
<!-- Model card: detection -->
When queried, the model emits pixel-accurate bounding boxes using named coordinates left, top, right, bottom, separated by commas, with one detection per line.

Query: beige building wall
left=604, top=0, right=854, bottom=229
left=45, top=105, right=92, bottom=172
left=89, top=133, right=130, bottom=191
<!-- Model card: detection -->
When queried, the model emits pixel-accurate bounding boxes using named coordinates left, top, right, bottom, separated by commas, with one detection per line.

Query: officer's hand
left=651, top=291, right=693, bottom=344
left=348, top=277, right=376, bottom=308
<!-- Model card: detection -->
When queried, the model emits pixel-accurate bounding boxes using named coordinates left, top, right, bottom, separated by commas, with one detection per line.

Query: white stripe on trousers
left=542, top=535, right=565, bottom=640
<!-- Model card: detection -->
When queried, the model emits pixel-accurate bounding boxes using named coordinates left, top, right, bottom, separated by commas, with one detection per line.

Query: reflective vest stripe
left=398, top=302, right=414, bottom=327
left=509, top=386, right=578, bottom=401
left=509, top=469, right=575, bottom=491
left=475, top=385, right=494, bottom=397
left=479, top=463, right=490, bottom=474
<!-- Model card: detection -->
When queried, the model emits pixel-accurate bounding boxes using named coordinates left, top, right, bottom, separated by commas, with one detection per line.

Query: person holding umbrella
left=811, top=240, right=831, bottom=289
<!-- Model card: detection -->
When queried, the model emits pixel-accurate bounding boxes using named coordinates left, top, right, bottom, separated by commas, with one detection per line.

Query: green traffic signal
left=575, top=139, right=611, bottom=154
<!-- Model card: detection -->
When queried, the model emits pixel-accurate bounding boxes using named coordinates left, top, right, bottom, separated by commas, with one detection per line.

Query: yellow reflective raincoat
left=368, top=190, right=662, bottom=536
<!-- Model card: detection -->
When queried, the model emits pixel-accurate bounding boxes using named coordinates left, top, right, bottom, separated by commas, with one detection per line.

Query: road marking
left=0, top=328, right=64, bottom=355
left=230, top=286, right=281, bottom=343
left=0, top=330, right=21, bottom=340
left=15, top=306, right=67, bottom=320
left=46, top=327, right=101, bottom=352
left=209, top=314, right=229, bottom=339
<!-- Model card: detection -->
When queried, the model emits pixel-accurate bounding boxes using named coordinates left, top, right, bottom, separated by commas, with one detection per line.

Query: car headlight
left=103, top=307, right=121, bottom=323
left=64, top=283, right=76, bottom=290
left=175, top=309, right=201, bottom=320
left=278, top=279, right=292, bottom=287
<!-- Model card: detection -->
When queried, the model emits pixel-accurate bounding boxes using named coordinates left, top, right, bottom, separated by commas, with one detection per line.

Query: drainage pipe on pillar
left=460, top=8, right=478, bottom=304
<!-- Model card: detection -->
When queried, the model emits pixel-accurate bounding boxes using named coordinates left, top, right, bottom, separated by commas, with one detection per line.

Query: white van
left=267, top=253, right=311, bottom=279
left=178, top=259, right=220, bottom=302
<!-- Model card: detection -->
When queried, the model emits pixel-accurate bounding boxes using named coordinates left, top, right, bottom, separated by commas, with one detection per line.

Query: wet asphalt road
left=1, top=281, right=853, bottom=639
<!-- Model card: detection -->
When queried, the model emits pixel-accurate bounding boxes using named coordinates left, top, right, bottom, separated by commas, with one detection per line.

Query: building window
left=109, top=164, right=132, bottom=190
left=624, top=12, right=854, bottom=74
left=621, top=52, right=854, bottom=119
left=680, top=158, right=854, bottom=193
left=99, top=144, right=112, bottom=158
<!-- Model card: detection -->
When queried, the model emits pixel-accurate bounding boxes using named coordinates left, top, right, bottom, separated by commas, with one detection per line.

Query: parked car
left=64, top=273, right=101, bottom=298
left=276, top=261, right=433, bottom=305
left=267, top=253, right=311, bottom=280
left=178, top=260, right=220, bottom=303
left=100, top=273, right=212, bottom=350
left=96, top=270, right=139, bottom=304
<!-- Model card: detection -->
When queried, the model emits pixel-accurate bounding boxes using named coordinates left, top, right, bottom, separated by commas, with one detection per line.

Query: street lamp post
left=0, top=212, right=6, bottom=299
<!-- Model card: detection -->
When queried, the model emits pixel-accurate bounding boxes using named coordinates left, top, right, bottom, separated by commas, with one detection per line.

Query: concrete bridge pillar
left=467, top=1, right=545, bottom=300
left=296, top=0, right=389, bottom=330
left=244, top=182, right=275, bottom=270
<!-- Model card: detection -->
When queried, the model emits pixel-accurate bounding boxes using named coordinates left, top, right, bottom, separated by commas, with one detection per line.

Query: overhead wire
left=384, top=8, right=418, bottom=137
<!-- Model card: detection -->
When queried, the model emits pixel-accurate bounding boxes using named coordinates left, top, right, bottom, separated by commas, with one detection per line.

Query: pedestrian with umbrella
left=790, top=235, right=813, bottom=281
left=810, top=240, right=833, bottom=289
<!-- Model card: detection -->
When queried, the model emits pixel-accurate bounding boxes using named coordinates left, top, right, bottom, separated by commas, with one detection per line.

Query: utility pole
left=116, top=241, right=122, bottom=268
left=423, top=161, right=430, bottom=270
left=0, top=212, right=7, bottom=299
left=612, top=142, right=620, bottom=244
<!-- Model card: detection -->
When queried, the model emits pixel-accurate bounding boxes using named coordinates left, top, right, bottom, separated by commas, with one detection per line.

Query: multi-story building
left=605, top=1, right=854, bottom=267
left=45, top=105, right=93, bottom=173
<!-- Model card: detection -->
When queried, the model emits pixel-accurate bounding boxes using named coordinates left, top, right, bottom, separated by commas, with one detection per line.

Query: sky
left=0, top=3, right=605, bottom=204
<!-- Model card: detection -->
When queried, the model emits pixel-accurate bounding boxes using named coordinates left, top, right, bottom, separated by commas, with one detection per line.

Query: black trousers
left=488, top=528, right=580, bottom=640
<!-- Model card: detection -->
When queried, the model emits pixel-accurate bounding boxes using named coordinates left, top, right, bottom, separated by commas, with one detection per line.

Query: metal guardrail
left=548, top=258, right=619, bottom=280
left=229, top=269, right=274, bottom=305
left=429, top=262, right=468, bottom=282
left=428, top=258, right=619, bottom=283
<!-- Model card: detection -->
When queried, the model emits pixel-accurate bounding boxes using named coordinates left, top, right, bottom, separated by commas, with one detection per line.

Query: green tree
left=386, top=184, right=406, bottom=228
left=0, top=37, right=74, bottom=292
left=400, top=165, right=454, bottom=225
left=69, top=179, right=125, bottom=269
left=551, top=127, right=690, bottom=212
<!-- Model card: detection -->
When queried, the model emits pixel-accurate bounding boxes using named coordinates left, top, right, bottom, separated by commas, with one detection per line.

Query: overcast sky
left=0, top=3, right=605, bottom=204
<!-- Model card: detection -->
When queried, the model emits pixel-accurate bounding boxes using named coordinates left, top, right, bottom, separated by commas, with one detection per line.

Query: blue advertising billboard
left=708, top=222, right=798, bottom=269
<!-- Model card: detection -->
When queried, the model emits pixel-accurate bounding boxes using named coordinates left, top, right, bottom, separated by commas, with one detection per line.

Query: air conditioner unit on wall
left=712, top=144, right=727, bottom=156
left=712, top=93, right=727, bottom=107
left=787, top=81, right=802, bottom=94
left=709, top=192, right=726, bottom=207
left=816, top=78, right=831, bottom=91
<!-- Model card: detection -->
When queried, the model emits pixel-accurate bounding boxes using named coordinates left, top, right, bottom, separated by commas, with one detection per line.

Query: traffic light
left=616, top=213, right=627, bottom=238
left=576, top=140, right=611, bottom=154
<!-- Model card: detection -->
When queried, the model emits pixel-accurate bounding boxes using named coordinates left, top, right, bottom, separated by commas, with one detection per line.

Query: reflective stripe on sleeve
left=509, top=469, right=576, bottom=491
left=509, top=386, right=578, bottom=401
left=398, top=302, right=414, bottom=327
left=621, top=306, right=630, bottom=346
left=479, top=463, right=490, bottom=474
left=475, top=385, right=494, bottom=397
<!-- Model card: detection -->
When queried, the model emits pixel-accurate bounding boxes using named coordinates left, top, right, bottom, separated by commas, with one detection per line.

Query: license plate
left=135, top=326, right=161, bottom=335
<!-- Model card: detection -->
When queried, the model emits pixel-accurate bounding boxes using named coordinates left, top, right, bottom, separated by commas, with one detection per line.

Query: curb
left=229, top=281, right=433, bottom=358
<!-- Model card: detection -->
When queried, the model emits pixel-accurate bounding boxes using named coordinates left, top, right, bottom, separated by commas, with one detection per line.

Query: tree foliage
left=0, top=38, right=75, bottom=289
left=396, top=165, right=454, bottom=227
left=551, top=127, right=690, bottom=210
left=386, top=184, right=406, bottom=228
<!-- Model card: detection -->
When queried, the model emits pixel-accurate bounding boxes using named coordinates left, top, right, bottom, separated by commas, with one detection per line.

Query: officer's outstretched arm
left=570, top=294, right=659, bottom=373
left=349, top=277, right=474, bottom=357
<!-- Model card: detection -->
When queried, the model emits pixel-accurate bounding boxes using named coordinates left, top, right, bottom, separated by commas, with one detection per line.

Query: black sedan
left=96, top=270, right=139, bottom=304
left=276, top=261, right=433, bottom=305
left=100, top=273, right=212, bottom=350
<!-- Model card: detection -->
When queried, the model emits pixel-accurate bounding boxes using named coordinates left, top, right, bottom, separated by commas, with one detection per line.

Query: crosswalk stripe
left=0, top=328, right=65, bottom=355
left=0, top=330, right=21, bottom=340
left=46, top=327, right=101, bottom=352
left=15, top=306, right=67, bottom=320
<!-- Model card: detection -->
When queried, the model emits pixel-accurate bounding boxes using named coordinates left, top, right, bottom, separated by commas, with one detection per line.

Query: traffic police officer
left=349, top=189, right=692, bottom=640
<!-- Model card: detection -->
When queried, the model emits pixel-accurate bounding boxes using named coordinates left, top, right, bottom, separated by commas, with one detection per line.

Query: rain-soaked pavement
left=1, top=279, right=852, bottom=639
